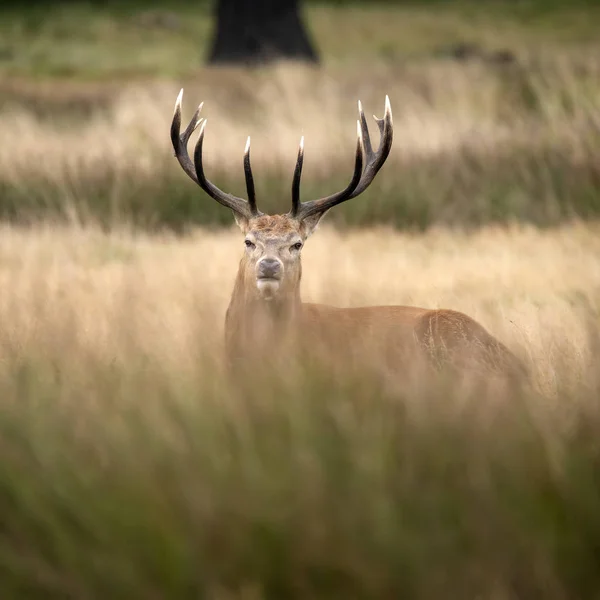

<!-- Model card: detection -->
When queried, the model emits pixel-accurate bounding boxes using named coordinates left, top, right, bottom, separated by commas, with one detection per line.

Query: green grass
left=3, top=142, right=599, bottom=232
left=0, top=1, right=599, bottom=80
left=0, top=3, right=212, bottom=79
left=1, top=353, right=600, bottom=598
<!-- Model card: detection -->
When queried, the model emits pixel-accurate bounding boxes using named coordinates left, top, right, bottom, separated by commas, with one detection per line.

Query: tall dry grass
left=0, top=220, right=597, bottom=394
left=1, top=57, right=599, bottom=228
left=1, top=6, right=600, bottom=592
left=0, top=221, right=599, bottom=597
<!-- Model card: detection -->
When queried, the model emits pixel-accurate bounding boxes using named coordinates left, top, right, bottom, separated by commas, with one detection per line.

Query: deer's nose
left=257, top=258, right=282, bottom=279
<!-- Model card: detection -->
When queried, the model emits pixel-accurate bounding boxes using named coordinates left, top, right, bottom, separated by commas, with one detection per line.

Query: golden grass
left=3, top=5, right=600, bottom=595
left=0, top=5, right=598, bottom=390
left=1, top=56, right=598, bottom=232
left=0, top=220, right=597, bottom=399
left=0, top=215, right=597, bottom=600
left=3, top=65, right=518, bottom=181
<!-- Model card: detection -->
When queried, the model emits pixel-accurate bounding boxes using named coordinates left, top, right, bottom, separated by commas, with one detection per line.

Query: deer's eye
left=291, top=242, right=303, bottom=251
left=244, top=240, right=255, bottom=249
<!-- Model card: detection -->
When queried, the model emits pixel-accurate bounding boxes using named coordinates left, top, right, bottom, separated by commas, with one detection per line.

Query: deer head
left=171, top=89, right=393, bottom=302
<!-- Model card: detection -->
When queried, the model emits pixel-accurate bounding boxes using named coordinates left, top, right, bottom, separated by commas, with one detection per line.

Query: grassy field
left=0, top=1, right=599, bottom=229
left=1, top=220, right=598, bottom=394
left=2, top=60, right=600, bottom=230
left=2, top=1, right=600, bottom=596
left=1, top=1, right=599, bottom=78
left=0, top=221, right=600, bottom=596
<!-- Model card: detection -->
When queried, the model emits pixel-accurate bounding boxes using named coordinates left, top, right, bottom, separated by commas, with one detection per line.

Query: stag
left=171, top=90, right=527, bottom=383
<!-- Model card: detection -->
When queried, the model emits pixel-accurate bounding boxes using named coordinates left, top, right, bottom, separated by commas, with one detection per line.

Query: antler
left=170, top=89, right=262, bottom=219
left=289, top=96, right=393, bottom=220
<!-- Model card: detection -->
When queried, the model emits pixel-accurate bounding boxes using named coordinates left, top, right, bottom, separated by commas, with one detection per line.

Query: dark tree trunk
left=208, top=0, right=319, bottom=66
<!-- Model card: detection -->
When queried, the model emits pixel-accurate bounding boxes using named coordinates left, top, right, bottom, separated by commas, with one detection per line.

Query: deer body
left=171, top=91, right=527, bottom=383
left=221, top=215, right=525, bottom=381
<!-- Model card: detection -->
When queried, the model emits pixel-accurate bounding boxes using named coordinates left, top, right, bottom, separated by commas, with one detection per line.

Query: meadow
left=1, top=1, right=600, bottom=597
left=1, top=220, right=600, bottom=598
left=1, top=1, right=600, bottom=229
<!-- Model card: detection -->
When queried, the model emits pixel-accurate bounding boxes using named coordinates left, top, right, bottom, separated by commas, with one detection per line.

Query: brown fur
left=242, top=215, right=301, bottom=235
left=225, top=215, right=528, bottom=386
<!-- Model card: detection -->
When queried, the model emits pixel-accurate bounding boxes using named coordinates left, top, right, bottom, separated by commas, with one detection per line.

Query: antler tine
left=171, top=89, right=204, bottom=184
left=348, top=95, right=393, bottom=198
left=289, top=96, right=393, bottom=220
left=291, top=136, right=305, bottom=217
left=243, top=137, right=258, bottom=216
left=290, top=121, right=364, bottom=220
left=357, top=100, right=373, bottom=156
left=171, top=89, right=260, bottom=220
left=193, top=120, right=260, bottom=218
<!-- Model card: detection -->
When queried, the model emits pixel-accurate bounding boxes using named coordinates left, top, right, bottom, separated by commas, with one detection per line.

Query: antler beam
left=289, top=96, right=393, bottom=220
left=171, top=89, right=262, bottom=220
left=171, top=91, right=392, bottom=223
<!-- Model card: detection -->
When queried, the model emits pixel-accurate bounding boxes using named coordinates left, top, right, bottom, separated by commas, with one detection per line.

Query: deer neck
left=225, top=262, right=302, bottom=365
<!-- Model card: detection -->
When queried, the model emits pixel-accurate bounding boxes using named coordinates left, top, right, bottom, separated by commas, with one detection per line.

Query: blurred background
left=1, top=0, right=598, bottom=230
left=2, top=3, right=600, bottom=598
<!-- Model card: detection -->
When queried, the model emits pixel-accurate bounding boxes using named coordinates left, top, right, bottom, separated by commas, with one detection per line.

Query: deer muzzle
left=255, top=257, right=283, bottom=300
left=256, top=257, right=282, bottom=281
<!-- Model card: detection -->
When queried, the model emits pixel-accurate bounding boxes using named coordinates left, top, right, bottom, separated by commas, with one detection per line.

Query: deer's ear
left=233, top=211, right=250, bottom=233
left=300, top=210, right=329, bottom=238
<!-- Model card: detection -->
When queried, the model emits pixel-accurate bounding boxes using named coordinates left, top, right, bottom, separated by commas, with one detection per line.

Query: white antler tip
left=300, top=136, right=305, bottom=150
left=245, top=136, right=251, bottom=153
left=194, top=103, right=204, bottom=128
left=175, top=88, right=184, bottom=112
left=385, top=95, right=392, bottom=116
left=358, top=99, right=363, bottom=113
